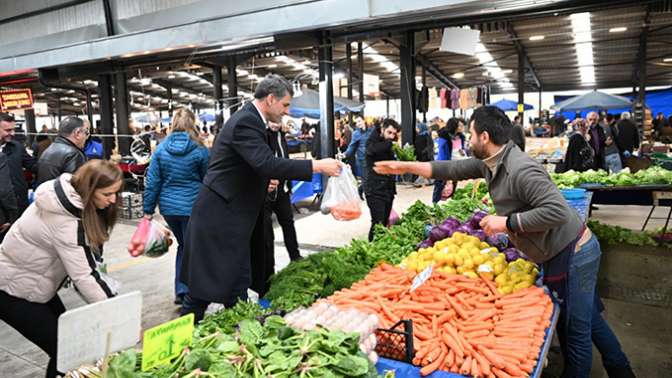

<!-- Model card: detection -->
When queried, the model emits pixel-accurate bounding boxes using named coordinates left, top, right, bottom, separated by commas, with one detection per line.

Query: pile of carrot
left=326, top=263, right=554, bottom=378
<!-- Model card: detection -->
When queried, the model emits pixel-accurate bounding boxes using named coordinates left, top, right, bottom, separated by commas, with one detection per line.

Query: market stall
left=65, top=189, right=594, bottom=378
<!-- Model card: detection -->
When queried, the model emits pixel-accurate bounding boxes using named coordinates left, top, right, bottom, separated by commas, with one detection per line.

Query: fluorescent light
left=475, top=41, right=512, bottom=87
left=452, top=72, right=464, bottom=79
left=168, top=74, right=176, bottom=79
left=333, top=72, right=345, bottom=80
left=529, top=35, right=545, bottom=41
left=501, top=69, right=513, bottom=74
left=570, top=12, right=596, bottom=85
left=609, top=27, right=627, bottom=33
left=362, top=42, right=399, bottom=74
left=267, top=64, right=277, bottom=68
left=140, top=78, right=152, bottom=86
left=663, top=58, right=672, bottom=62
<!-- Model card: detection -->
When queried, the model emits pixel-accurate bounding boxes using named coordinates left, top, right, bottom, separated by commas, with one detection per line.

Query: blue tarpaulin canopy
left=554, top=87, right=672, bottom=120
left=552, top=90, right=632, bottom=112
left=289, top=88, right=365, bottom=119
left=490, top=98, right=534, bottom=112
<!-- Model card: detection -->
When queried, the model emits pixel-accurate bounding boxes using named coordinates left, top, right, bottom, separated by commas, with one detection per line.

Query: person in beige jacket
left=0, top=159, right=123, bottom=378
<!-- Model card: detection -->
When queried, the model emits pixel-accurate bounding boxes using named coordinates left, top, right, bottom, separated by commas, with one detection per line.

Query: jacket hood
left=35, top=174, right=83, bottom=218
left=165, top=131, right=199, bottom=156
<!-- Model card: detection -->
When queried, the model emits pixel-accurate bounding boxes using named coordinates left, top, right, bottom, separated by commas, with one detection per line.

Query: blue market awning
left=552, top=90, right=632, bottom=112
left=490, top=99, right=533, bottom=112
left=289, top=88, right=365, bottom=119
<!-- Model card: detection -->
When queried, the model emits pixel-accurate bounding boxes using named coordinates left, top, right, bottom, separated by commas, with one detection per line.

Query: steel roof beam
left=506, top=22, right=541, bottom=90
left=382, top=38, right=458, bottom=89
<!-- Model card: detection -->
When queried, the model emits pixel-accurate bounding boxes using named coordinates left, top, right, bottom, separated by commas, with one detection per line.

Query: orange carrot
left=460, top=356, right=473, bottom=375
left=478, top=346, right=506, bottom=369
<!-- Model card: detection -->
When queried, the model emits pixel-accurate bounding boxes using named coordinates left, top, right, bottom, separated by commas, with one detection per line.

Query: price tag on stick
left=141, top=314, right=194, bottom=371
left=410, top=265, right=433, bottom=292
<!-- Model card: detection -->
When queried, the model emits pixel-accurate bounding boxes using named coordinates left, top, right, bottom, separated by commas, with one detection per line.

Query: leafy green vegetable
left=392, top=143, right=416, bottom=161
left=551, top=167, right=672, bottom=189
left=105, top=349, right=138, bottom=378
left=588, top=220, right=668, bottom=247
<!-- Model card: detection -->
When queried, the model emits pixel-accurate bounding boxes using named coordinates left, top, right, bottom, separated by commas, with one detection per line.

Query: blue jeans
left=357, top=158, right=368, bottom=195
left=163, top=215, right=190, bottom=298
left=558, top=235, right=630, bottom=377
left=432, top=180, right=445, bottom=203
left=605, top=153, right=623, bottom=173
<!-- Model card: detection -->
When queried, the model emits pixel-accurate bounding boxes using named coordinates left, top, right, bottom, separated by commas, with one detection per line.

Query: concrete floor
left=1, top=184, right=670, bottom=377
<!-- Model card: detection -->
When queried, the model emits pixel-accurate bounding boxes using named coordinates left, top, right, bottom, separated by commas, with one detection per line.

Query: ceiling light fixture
left=570, top=12, right=596, bottom=86
left=452, top=72, right=464, bottom=79
left=609, top=27, right=627, bottom=33
left=663, top=58, right=672, bottom=62
left=362, top=42, right=399, bottom=74
left=529, top=35, right=545, bottom=41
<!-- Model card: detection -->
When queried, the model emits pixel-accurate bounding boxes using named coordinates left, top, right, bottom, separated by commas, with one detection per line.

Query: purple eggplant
left=472, top=229, right=487, bottom=241
left=441, top=217, right=461, bottom=230
left=469, top=210, right=489, bottom=228
left=486, top=233, right=510, bottom=251
left=429, top=226, right=448, bottom=242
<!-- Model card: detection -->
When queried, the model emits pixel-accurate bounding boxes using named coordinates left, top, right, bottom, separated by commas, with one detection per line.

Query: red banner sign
left=0, top=89, right=33, bottom=111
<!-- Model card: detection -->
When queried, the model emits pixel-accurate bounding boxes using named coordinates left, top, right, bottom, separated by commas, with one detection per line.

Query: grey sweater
left=430, top=141, right=582, bottom=263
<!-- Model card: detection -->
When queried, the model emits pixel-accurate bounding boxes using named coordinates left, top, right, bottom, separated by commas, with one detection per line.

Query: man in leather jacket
left=36, top=117, right=88, bottom=186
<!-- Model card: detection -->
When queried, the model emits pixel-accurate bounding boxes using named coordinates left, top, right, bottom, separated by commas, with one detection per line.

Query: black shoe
left=174, top=295, right=183, bottom=305
left=290, top=255, right=304, bottom=262
left=605, top=366, right=636, bottom=378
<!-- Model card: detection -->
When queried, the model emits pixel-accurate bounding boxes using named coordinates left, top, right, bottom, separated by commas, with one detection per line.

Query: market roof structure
left=1, top=1, right=671, bottom=116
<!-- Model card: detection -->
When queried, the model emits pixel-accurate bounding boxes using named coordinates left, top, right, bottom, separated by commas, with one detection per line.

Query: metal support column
left=357, top=41, right=364, bottom=104
left=421, top=66, right=427, bottom=123
left=166, top=86, right=173, bottom=118
left=399, top=31, right=416, bottom=147
left=24, top=109, right=36, bottom=146
left=115, top=72, right=131, bottom=156
left=213, top=65, right=224, bottom=130
left=227, top=56, right=239, bottom=114
left=538, top=86, right=543, bottom=120
left=346, top=42, right=353, bottom=126
left=85, top=90, right=94, bottom=127
left=57, top=99, right=62, bottom=122
left=318, top=33, right=335, bottom=159
left=98, top=74, right=114, bottom=159
left=637, top=20, right=649, bottom=107
left=517, top=51, right=525, bottom=123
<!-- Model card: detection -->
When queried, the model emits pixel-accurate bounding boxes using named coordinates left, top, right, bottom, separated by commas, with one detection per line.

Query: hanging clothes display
left=428, top=87, right=440, bottom=110
left=416, top=86, right=429, bottom=113
left=450, top=88, right=460, bottom=109
left=439, top=88, right=449, bottom=108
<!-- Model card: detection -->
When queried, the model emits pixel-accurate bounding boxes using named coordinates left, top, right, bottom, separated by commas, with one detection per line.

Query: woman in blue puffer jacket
left=143, top=108, right=209, bottom=305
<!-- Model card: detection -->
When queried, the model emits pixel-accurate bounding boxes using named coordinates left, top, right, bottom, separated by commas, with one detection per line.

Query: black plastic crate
left=374, top=319, right=414, bottom=363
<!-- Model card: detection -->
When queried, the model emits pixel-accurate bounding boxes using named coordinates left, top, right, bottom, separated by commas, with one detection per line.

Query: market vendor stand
left=375, top=304, right=560, bottom=378
left=581, top=184, right=672, bottom=232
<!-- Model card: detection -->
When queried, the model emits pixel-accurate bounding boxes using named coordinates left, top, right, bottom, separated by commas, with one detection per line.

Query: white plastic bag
left=128, top=218, right=172, bottom=258
left=320, top=165, right=362, bottom=221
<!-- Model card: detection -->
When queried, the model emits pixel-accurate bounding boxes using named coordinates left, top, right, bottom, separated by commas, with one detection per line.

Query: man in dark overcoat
left=180, top=75, right=341, bottom=321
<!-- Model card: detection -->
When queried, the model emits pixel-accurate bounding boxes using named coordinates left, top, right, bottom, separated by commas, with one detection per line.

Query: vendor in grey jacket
left=374, top=106, right=634, bottom=378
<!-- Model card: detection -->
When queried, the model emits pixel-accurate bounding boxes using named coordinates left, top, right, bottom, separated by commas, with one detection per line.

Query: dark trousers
left=365, top=194, right=393, bottom=242
left=0, top=291, right=66, bottom=378
left=432, top=180, right=445, bottom=203
left=250, top=210, right=274, bottom=298
left=266, top=190, right=301, bottom=261
left=163, top=215, right=190, bottom=298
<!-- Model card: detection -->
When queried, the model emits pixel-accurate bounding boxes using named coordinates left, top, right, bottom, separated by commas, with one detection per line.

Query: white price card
left=410, top=265, right=433, bottom=292
left=57, top=291, right=142, bottom=372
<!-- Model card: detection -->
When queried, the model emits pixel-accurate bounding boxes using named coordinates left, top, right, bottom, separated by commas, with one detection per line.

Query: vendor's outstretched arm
left=373, top=161, right=432, bottom=177
left=374, top=159, right=486, bottom=181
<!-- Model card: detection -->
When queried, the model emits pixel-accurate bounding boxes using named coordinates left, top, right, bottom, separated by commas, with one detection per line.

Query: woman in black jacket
left=364, top=119, right=400, bottom=241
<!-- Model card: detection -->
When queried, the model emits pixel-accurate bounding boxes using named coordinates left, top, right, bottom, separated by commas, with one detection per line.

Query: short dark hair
left=58, top=116, right=85, bottom=137
left=471, top=106, right=512, bottom=145
left=0, top=112, right=15, bottom=123
left=382, top=118, right=400, bottom=131
left=254, top=74, right=293, bottom=100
